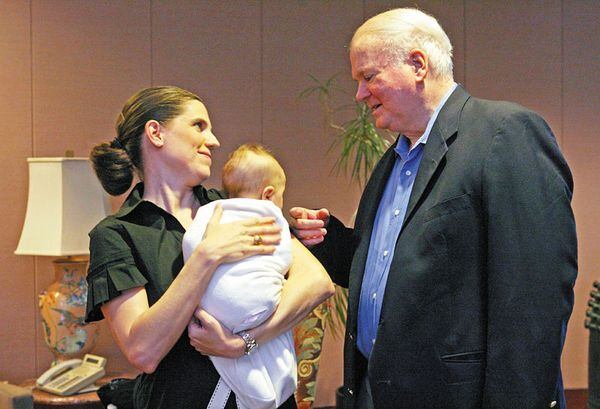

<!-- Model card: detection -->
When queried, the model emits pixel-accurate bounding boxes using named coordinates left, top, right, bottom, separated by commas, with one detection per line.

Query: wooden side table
left=20, top=373, right=135, bottom=409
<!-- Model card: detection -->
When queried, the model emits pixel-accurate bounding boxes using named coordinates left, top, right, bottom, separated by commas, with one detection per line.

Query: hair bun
left=111, top=138, right=124, bottom=150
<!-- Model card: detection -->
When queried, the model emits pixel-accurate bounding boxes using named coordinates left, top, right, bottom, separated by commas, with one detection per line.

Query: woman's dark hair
left=90, top=86, right=201, bottom=195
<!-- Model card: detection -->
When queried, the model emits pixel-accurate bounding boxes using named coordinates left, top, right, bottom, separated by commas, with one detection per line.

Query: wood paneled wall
left=1, top=1, right=597, bottom=406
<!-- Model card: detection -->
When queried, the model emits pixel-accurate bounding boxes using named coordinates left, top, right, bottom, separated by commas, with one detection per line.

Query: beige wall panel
left=465, top=0, right=562, bottom=142
left=31, top=0, right=151, bottom=158
left=262, top=0, right=364, bottom=227
left=561, top=0, right=600, bottom=390
left=364, top=0, right=466, bottom=85
left=0, top=0, right=36, bottom=383
left=30, top=0, right=151, bottom=375
left=152, top=0, right=262, bottom=190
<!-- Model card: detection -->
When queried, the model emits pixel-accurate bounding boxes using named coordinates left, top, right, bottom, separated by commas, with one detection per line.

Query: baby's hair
left=222, top=143, right=285, bottom=199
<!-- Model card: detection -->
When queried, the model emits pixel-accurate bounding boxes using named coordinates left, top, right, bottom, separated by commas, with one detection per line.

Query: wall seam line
left=462, top=0, right=467, bottom=89
left=150, top=0, right=154, bottom=85
left=260, top=0, right=264, bottom=144
left=29, top=0, right=39, bottom=376
left=560, top=0, right=564, bottom=148
left=30, top=0, right=34, bottom=157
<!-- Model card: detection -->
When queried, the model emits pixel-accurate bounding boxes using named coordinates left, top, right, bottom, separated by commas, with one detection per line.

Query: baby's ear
left=261, top=185, right=275, bottom=201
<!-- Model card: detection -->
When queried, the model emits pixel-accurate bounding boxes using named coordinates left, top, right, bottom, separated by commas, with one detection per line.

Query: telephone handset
left=36, top=354, right=107, bottom=396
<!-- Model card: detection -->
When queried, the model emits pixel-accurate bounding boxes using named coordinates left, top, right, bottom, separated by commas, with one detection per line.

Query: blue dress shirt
left=357, top=83, right=458, bottom=358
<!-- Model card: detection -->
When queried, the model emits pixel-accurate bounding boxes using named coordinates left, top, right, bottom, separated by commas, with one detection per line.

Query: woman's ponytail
left=89, top=140, right=134, bottom=196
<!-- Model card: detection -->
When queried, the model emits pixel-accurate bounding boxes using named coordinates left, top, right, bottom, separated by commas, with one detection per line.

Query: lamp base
left=39, top=256, right=98, bottom=362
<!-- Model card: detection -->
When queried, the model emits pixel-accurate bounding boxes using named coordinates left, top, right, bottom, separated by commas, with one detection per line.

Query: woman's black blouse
left=84, top=183, right=237, bottom=409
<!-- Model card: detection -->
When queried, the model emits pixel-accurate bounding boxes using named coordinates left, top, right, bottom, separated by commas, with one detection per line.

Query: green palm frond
left=300, top=73, right=390, bottom=187
left=297, top=72, right=345, bottom=101
left=329, top=102, right=390, bottom=187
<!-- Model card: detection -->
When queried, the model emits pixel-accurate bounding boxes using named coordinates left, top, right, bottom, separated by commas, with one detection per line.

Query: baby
left=182, top=144, right=295, bottom=409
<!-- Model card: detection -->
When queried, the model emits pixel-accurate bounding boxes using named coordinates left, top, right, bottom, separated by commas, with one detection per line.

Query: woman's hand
left=193, top=204, right=282, bottom=265
left=187, top=308, right=245, bottom=358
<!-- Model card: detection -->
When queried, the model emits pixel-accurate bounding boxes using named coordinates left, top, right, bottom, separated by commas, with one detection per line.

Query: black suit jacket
left=314, top=86, right=577, bottom=409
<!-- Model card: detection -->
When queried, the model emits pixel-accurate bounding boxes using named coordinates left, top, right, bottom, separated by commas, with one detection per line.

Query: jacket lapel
left=401, top=85, right=470, bottom=230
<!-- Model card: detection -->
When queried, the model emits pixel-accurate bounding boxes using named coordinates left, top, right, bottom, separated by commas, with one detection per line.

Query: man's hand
left=288, top=207, right=330, bottom=246
left=187, top=308, right=245, bottom=358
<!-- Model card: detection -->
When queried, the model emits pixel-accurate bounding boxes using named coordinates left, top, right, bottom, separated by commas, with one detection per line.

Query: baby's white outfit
left=182, top=198, right=296, bottom=409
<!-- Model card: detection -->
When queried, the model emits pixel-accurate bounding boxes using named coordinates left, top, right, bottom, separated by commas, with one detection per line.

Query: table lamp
left=15, top=156, right=109, bottom=363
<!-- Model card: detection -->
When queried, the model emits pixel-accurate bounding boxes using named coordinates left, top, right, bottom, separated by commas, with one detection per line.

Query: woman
left=86, top=86, right=334, bottom=409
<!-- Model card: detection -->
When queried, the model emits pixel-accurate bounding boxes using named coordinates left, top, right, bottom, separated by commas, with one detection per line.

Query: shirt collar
left=394, top=82, right=458, bottom=158
left=113, top=182, right=215, bottom=219
left=113, top=183, right=145, bottom=219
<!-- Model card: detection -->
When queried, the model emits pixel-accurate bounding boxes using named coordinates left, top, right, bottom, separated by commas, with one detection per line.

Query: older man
left=291, top=8, right=577, bottom=409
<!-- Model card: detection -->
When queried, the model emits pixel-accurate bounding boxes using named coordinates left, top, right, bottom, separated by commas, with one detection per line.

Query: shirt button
left=549, top=401, right=557, bottom=408
left=383, top=250, right=389, bottom=257
left=372, top=338, right=376, bottom=345
left=372, top=292, right=377, bottom=300
left=394, top=209, right=400, bottom=216
left=405, top=170, right=412, bottom=176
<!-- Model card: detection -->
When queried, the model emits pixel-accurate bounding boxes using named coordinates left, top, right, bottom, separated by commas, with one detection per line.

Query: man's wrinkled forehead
left=350, top=44, right=390, bottom=79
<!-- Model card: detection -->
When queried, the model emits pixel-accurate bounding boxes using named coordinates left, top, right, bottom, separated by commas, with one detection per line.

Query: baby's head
left=222, top=144, right=286, bottom=208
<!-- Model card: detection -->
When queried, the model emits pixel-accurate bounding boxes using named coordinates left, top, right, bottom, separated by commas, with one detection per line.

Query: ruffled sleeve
left=85, top=222, right=148, bottom=322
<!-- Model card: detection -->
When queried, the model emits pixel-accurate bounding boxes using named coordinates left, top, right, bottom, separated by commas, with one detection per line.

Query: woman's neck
left=142, top=180, right=200, bottom=229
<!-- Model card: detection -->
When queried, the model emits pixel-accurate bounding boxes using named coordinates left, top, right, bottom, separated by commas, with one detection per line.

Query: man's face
left=350, top=44, right=423, bottom=137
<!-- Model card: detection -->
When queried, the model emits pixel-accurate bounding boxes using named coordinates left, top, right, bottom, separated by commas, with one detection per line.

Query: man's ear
left=261, top=185, right=275, bottom=201
left=144, top=120, right=164, bottom=148
left=408, top=49, right=428, bottom=82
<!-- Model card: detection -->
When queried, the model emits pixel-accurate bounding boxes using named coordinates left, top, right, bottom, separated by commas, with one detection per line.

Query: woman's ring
left=253, top=235, right=263, bottom=246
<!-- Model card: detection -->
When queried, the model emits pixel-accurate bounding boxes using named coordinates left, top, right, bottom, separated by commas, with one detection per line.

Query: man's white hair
left=350, top=8, right=454, bottom=81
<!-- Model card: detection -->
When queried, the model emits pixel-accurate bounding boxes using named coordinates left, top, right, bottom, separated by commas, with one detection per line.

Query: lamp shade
left=15, top=157, right=109, bottom=256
